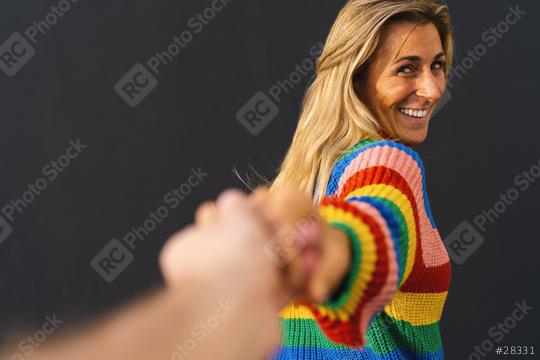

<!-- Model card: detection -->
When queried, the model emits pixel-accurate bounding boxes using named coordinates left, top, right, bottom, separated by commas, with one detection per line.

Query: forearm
left=2, top=281, right=237, bottom=360
left=2, top=189, right=289, bottom=360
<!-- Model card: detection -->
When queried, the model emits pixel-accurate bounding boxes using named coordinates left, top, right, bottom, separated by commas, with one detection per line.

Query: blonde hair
left=237, top=0, right=453, bottom=203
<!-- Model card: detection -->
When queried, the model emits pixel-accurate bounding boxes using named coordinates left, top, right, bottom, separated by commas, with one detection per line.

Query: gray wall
left=0, top=0, right=538, bottom=358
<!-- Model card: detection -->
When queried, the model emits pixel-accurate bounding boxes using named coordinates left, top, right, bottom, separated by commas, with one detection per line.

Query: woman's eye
left=397, top=65, right=415, bottom=75
left=432, top=60, right=445, bottom=71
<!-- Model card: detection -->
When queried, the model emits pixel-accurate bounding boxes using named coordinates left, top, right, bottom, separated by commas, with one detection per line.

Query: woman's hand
left=308, top=222, right=351, bottom=303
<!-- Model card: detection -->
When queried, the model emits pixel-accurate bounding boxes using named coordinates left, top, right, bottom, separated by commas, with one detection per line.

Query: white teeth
left=399, top=108, right=428, bottom=118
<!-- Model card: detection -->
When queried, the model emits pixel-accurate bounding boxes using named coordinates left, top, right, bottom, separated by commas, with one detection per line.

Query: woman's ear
left=352, top=64, right=368, bottom=100
left=352, top=72, right=362, bottom=99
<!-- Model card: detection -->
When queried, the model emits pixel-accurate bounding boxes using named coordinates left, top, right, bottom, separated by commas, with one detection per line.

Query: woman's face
left=355, top=21, right=447, bottom=144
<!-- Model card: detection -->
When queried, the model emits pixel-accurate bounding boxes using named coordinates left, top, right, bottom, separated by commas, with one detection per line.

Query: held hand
left=160, top=190, right=276, bottom=294
left=260, top=186, right=352, bottom=303
left=242, top=184, right=353, bottom=304
left=190, top=185, right=317, bottom=299
left=258, top=184, right=352, bottom=303
left=183, top=184, right=352, bottom=304
left=307, top=223, right=351, bottom=303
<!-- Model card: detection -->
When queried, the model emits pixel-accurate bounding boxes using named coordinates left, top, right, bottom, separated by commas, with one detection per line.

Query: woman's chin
left=396, top=127, right=429, bottom=145
left=392, top=112, right=431, bottom=144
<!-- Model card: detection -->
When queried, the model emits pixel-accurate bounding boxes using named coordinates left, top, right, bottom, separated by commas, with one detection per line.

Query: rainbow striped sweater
left=270, top=139, right=452, bottom=359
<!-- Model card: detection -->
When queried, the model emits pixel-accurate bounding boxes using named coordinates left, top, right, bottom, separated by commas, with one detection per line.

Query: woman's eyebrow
left=393, top=51, right=446, bottom=64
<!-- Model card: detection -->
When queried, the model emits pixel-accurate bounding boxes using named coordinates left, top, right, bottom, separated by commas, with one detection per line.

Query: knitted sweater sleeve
left=305, top=140, right=435, bottom=347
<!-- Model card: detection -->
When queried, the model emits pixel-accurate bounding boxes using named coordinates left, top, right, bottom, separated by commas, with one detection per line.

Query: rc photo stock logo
left=114, top=63, right=158, bottom=108
left=0, top=0, right=81, bottom=77
left=444, top=155, right=540, bottom=265
left=0, top=214, right=14, bottom=245
left=263, top=213, right=322, bottom=269
left=90, top=166, right=208, bottom=283
left=114, top=0, right=233, bottom=108
left=236, top=42, right=323, bottom=136
left=0, top=139, right=86, bottom=245
left=432, top=5, right=526, bottom=118
left=6, top=313, right=63, bottom=360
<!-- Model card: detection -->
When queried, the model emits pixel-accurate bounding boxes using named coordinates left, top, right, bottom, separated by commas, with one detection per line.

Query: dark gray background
left=0, top=0, right=538, bottom=358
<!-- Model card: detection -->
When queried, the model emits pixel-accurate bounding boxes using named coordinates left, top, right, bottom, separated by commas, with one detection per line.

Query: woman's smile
left=397, top=105, right=432, bottom=127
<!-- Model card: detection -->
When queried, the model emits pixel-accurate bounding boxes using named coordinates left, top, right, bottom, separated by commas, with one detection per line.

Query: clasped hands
left=160, top=184, right=351, bottom=308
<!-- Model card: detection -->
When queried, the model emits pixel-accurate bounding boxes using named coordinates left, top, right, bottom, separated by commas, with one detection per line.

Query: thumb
left=306, top=225, right=351, bottom=303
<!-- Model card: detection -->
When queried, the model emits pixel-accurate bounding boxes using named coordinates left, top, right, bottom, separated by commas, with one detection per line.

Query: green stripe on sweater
left=280, top=315, right=442, bottom=354
left=338, top=139, right=378, bottom=161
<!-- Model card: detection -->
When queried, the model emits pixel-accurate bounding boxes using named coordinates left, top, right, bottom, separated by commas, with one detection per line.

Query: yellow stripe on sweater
left=384, top=291, right=448, bottom=326
left=346, top=184, right=417, bottom=285
left=315, top=204, right=377, bottom=321
left=280, top=291, right=448, bottom=326
left=279, top=303, right=316, bottom=319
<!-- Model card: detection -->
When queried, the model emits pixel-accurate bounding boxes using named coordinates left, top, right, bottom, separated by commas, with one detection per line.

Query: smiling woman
left=355, top=20, right=447, bottom=144
left=268, top=0, right=455, bottom=359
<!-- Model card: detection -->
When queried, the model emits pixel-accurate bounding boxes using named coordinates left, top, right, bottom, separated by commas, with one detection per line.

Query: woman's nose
left=415, top=71, right=443, bottom=102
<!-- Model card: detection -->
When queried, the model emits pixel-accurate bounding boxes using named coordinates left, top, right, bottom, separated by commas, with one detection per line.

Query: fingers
left=195, top=201, right=218, bottom=226
left=159, top=225, right=197, bottom=284
left=251, top=185, right=270, bottom=201
left=216, top=189, right=247, bottom=212
left=306, top=255, right=332, bottom=303
left=295, top=219, right=323, bottom=278
left=275, top=218, right=325, bottom=299
left=264, top=183, right=314, bottom=227
left=277, top=234, right=308, bottom=297
left=195, top=189, right=249, bottom=226
left=247, top=184, right=325, bottom=298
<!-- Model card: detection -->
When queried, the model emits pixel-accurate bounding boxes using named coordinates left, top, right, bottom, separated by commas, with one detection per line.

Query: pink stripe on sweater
left=336, top=145, right=447, bottom=267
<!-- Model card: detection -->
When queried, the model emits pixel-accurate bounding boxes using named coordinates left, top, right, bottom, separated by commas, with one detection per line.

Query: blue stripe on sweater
left=347, top=196, right=405, bottom=284
left=270, top=346, right=444, bottom=360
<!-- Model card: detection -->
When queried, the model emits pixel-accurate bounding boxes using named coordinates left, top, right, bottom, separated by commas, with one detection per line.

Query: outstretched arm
left=1, top=189, right=311, bottom=360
